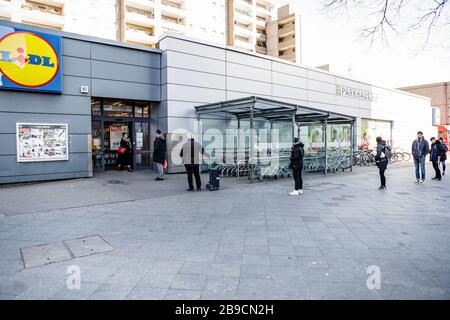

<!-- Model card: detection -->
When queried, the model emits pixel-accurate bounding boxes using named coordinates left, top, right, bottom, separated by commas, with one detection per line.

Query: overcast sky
left=274, top=0, right=450, bottom=88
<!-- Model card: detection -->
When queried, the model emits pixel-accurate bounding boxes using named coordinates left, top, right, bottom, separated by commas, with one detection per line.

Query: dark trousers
left=432, top=160, right=442, bottom=179
left=292, top=166, right=303, bottom=190
left=379, top=169, right=386, bottom=187
left=441, top=160, right=446, bottom=173
left=185, top=164, right=201, bottom=190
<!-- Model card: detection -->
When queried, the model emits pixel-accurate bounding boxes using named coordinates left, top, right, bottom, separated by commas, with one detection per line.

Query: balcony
left=256, top=45, right=267, bottom=54
left=256, top=32, right=266, bottom=41
left=161, top=19, right=186, bottom=32
left=125, top=10, right=155, bottom=27
left=279, top=50, right=296, bottom=62
left=256, top=5, right=272, bottom=18
left=126, top=0, right=154, bottom=11
left=278, top=36, right=295, bottom=50
left=235, top=0, right=253, bottom=10
left=21, top=7, right=65, bottom=28
left=233, top=38, right=254, bottom=51
left=34, top=0, right=66, bottom=6
left=161, top=3, right=186, bottom=19
left=278, top=22, right=295, bottom=38
left=125, top=27, right=157, bottom=45
left=234, top=8, right=253, bottom=24
left=256, top=17, right=266, bottom=28
left=0, top=0, right=12, bottom=19
left=234, top=25, right=253, bottom=38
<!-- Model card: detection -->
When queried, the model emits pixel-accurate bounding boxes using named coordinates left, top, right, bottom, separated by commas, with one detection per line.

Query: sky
left=273, top=0, right=450, bottom=88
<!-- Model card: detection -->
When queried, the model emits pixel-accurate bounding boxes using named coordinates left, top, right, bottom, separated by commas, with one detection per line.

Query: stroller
left=205, top=165, right=221, bottom=191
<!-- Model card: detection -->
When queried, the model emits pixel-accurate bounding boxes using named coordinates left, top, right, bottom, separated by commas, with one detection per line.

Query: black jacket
left=430, top=140, right=445, bottom=162
left=120, top=139, right=131, bottom=153
left=153, top=137, right=166, bottom=164
left=290, top=142, right=305, bottom=169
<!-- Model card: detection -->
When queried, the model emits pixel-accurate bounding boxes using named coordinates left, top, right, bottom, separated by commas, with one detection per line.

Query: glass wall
left=360, top=118, right=392, bottom=150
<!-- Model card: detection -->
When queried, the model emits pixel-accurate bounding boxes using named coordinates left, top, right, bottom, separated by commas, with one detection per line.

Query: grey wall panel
left=62, top=38, right=91, bottom=59
left=0, top=133, right=88, bottom=156
left=62, top=56, right=91, bottom=77
left=0, top=113, right=91, bottom=134
left=227, top=62, right=271, bottom=83
left=226, top=50, right=271, bottom=69
left=226, top=77, right=271, bottom=96
left=0, top=93, right=91, bottom=115
left=166, top=84, right=226, bottom=104
left=91, top=60, right=160, bottom=85
left=165, top=51, right=225, bottom=75
left=0, top=153, right=89, bottom=177
left=272, top=72, right=307, bottom=89
left=164, top=67, right=226, bottom=90
left=308, top=79, right=336, bottom=94
left=0, top=171, right=90, bottom=184
left=161, top=37, right=225, bottom=61
left=307, top=69, right=336, bottom=85
left=91, top=43, right=160, bottom=68
left=62, top=76, right=91, bottom=96
left=272, top=61, right=307, bottom=78
left=91, top=79, right=161, bottom=101
left=272, top=84, right=308, bottom=101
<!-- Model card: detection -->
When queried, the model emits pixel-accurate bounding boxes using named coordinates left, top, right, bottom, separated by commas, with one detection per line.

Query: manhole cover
left=64, top=235, right=114, bottom=258
left=107, top=180, right=127, bottom=185
left=20, top=242, right=72, bottom=268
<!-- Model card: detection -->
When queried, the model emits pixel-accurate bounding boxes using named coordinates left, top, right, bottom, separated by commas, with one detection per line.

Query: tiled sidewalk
left=1, top=164, right=449, bottom=299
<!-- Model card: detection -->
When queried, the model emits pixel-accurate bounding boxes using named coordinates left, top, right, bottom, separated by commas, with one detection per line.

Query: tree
left=322, top=0, right=449, bottom=50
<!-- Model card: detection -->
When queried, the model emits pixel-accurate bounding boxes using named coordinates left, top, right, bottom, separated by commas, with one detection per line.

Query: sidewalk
left=1, top=163, right=449, bottom=299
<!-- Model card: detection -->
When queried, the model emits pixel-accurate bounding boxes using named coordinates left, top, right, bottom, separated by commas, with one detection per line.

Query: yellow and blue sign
left=0, top=24, right=62, bottom=93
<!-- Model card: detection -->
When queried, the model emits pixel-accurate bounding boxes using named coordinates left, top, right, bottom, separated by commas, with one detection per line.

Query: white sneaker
left=298, top=190, right=303, bottom=194
left=414, top=180, right=419, bottom=184
left=419, top=180, right=424, bottom=184
left=289, top=190, right=299, bottom=196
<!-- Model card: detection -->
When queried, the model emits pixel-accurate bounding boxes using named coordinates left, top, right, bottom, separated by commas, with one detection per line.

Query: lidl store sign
left=0, top=24, right=62, bottom=93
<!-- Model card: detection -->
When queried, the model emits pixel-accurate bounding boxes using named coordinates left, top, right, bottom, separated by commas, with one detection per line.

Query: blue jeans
left=414, top=156, right=426, bottom=180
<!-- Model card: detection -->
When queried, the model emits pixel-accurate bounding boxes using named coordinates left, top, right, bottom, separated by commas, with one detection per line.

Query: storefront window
left=361, top=119, right=392, bottom=150
left=91, top=99, right=101, bottom=116
left=103, top=99, right=133, bottom=117
left=135, top=102, right=151, bottom=117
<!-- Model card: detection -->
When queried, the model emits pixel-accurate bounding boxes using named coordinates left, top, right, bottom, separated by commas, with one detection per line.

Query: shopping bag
left=162, top=160, right=168, bottom=169
left=117, top=147, right=126, bottom=155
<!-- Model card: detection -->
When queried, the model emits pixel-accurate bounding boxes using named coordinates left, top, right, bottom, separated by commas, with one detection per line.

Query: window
left=103, top=100, right=133, bottom=117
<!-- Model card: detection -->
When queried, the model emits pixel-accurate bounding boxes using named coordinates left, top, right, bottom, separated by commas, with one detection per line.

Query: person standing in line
left=411, top=131, right=429, bottom=184
left=288, top=137, right=305, bottom=196
left=430, top=137, right=445, bottom=181
left=374, top=137, right=388, bottom=190
left=118, top=132, right=133, bottom=172
left=153, top=130, right=166, bottom=181
left=180, top=134, right=210, bottom=192
left=439, top=137, right=448, bottom=176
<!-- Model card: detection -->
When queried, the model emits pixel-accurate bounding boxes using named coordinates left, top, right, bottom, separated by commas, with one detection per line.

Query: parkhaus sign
left=0, top=23, right=62, bottom=93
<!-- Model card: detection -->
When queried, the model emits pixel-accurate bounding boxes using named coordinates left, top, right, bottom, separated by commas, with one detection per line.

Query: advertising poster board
left=17, top=123, right=69, bottom=162
left=110, top=125, right=128, bottom=151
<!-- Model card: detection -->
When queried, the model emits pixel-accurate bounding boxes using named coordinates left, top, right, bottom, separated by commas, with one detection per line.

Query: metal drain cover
left=64, top=235, right=114, bottom=258
left=20, top=242, right=72, bottom=268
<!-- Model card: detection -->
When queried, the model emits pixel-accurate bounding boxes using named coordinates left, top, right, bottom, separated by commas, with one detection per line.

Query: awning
left=195, top=96, right=356, bottom=124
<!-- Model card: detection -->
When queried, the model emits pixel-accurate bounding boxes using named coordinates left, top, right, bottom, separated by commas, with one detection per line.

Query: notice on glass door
left=17, top=123, right=69, bottom=162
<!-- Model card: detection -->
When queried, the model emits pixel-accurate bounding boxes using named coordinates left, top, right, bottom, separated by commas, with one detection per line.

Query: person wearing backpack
left=288, top=137, right=305, bottom=196
left=374, top=137, right=388, bottom=190
left=430, top=137, right=445, bottom=181
left=439, top=137, right=448, bottom=176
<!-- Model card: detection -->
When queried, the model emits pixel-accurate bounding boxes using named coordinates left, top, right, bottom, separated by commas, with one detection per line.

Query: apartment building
left=267, top=4, right=302, bottom=63
left=0, top=0, right=301, bottom=61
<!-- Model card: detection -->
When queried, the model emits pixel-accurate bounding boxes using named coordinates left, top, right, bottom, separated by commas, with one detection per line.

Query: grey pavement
left=0, top=163, right=450, bottom=300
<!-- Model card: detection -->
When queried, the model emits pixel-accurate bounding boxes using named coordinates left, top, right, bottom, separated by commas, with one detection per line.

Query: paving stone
left=64, top=235, right=114, bottom=258
left=20, top=241, right=72, bottom=268
left=170, top=274, right=207, bottom=291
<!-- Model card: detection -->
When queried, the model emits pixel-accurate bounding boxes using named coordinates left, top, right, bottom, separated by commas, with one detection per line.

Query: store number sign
left=17, top=123, right=69, bottom=162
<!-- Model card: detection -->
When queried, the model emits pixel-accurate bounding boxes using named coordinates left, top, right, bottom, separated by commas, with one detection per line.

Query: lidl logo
left=0, top=24, right=62, bottom=93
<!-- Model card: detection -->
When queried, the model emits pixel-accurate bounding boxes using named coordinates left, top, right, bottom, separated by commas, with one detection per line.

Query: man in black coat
left=180, top=134, right=210, bottom=191
left=374, top=136, right=388, bottom=190
left=153, top=129, right=166, bottom=181
left=289, top=137, right=305, bottom=196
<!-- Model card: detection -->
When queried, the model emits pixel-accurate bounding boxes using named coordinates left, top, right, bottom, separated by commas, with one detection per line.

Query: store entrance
left=91, top=98, right=152, bottom=172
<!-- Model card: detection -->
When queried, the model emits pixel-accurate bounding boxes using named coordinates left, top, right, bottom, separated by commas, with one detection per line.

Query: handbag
left=117, top=146, right=126, bottom=155
left=162, top=160, right=168, bottom=169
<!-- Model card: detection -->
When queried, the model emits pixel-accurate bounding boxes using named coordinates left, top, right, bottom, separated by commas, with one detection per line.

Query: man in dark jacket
left=153, top=130, right=166, bottom=181
left=374, top=137, right=388, bottom=190
left=439, top=137, right=448, bottom=176
left=430, top=137, right=445, bottom=181
left=180, top=134, right=210, bottom=191
left=412, top=131, right=430, bottom=184
left=289, top=138, right=305, bottom=196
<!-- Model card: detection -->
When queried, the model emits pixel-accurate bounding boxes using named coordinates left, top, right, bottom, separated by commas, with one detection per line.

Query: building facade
left=0, top=21, right=432, bottom=184
left=398, top=82, right=450, bottom=126
left=0, top=0, right=302, bottom=62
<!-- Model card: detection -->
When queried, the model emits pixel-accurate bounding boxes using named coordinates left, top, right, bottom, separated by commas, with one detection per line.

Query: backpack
left=384, top=145, right=392, bottom=160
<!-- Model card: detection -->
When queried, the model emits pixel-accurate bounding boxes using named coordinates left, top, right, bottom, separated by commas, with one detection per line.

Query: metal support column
left=249, top=107, right=254, bottom=181
left=324, top=119, right=328, bottom=175
left=237, top=117, right=241, bottom=180
left=350, top=120, right=355, bottom=172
